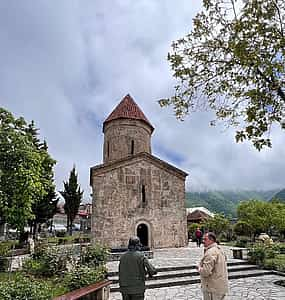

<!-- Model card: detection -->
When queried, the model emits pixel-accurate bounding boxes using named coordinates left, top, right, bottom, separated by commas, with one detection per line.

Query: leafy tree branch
left=160, top=0, right=285, bottom=150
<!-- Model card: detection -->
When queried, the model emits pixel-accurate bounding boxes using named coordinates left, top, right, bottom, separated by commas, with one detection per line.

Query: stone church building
left=90, top=94, right=188, bottom=249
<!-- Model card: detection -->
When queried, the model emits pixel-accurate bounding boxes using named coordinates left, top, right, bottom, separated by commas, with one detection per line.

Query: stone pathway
left=107, top=242, right=241, bottom=272
left=108, top=243, right=285, bottom=300
left=110, top=275, right=285, bottom=299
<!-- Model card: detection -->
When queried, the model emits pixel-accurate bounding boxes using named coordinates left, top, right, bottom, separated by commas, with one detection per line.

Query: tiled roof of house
left=103, top=94, right=154, bottom=132
left=187, top=210, right=209, bottom=221
left=186, top=207, right=214, bottom=221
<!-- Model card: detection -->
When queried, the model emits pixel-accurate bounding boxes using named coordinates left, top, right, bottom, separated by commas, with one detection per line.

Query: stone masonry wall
left=91, top=158, right=187, bottom=249
left=103, top=119, right=152, bottom=163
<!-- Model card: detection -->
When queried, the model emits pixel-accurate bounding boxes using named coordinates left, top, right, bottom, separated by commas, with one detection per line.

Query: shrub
left=277, top=243, right=285, bottom=254
left=63, top=265, right=107, bottom=291
left=80, top=244, right=109, bottom=267
left=22, top=259, right=43, bottom=277
left=248, top=244, right=267, bottom=265
left=23, top=244, right=75, bottom=277
left=248, top=243, right=279, bottom=265
left=264, top=257, right=285, bottom=272
left=263, top=259, right=277, bottom=270
left=0, top=242, right=11, bottom=257
left=0, top=257, right=9, bottom=272
left=0, top=242, right=12, bottom=272
left=0, top=274, right=52, bottom=300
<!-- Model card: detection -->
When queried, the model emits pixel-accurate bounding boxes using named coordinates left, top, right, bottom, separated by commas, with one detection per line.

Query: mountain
left=185, top=190, right=278, bottom=217
left=270, top=189, right=285, bottom=202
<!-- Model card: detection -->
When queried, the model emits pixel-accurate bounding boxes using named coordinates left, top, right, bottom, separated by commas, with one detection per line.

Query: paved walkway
left=107, top=242, right=241, bottom=272
left=110, top=275, right=285, bottom=300
left=108, top=243, right=285, bottom=300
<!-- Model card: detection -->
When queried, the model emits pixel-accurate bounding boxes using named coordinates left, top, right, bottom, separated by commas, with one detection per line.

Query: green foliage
left=248, top=244, right=267, bottom=265
left=60, top=166, right=83, bottom=235
left=0, top=108, right=44, bottom=232
left=22, top=243, right=75, bottom=277
left=64, top=243, right=108, bottom=291
left=188, top=223, right=200, bottom=237
left=63, top=265, right=107, bottom=291
left=0, top=243, right=11, bottom=272
left=233, top=221, right=253, bottom=237
left=26, top=122, right=58, bottom=237
left=0, top=242, right=12, bottom=257
left=264, top=254, right=285, bottom=272
left=0, top=274, right=52, bottom=300
left=234, top=238, right=251, bottom=248
left=160, top=0, right=285, bottom=150
left=237, top=200, right=285, bottom=236
left=1, top=242, right=109, bottom=297
left=47, top=233, right=91, bottom=245
left=202, top=213, right=230, bottom=238
left=0, top=258, right=9, bottom=272
left=271, top=188, right=285, bottom=203
left=80, top=244, right=109, bottom=268
left=185, top=190, right=276, bottom=217
left=248, top=243, right=280, bottom=266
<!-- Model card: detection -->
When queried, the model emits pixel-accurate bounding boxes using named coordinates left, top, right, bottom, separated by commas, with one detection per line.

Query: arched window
left=142, top=184, right=146, bottom=207
left=131, top=140, right=134, bottom=155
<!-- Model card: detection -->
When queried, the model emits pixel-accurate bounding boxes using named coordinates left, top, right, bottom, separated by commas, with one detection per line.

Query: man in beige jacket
left=198, top=232, right=229, bottom=300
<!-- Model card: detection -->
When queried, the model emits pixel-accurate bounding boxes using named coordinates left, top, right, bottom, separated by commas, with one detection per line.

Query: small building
left=90, top=94, right=188, bottom=249
left=186, top=207, right=214, bottom=225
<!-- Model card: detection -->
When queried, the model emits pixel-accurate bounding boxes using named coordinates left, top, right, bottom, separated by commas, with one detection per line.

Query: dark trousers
left=196, top=237, right=202, bottom=247
left=121, top=293, right=145, bottom=300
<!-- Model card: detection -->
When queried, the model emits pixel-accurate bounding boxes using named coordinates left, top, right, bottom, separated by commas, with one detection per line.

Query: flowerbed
left=0, top=242, right=109, bottom=299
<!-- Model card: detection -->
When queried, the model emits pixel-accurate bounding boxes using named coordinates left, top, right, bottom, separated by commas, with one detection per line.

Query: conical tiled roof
left=103, top=94, right=154, bottom=132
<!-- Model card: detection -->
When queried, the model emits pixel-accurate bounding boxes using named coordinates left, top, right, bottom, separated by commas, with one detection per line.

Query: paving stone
left=110, top=276, right=285, bottom=300
left=109, top=243, right=285, bottom=300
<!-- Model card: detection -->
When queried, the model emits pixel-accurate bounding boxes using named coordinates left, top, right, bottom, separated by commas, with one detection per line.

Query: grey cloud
left=0, top=0, right=284, bottom=199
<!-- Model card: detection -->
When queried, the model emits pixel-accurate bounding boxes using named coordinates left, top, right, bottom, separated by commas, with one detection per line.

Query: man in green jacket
left=119, top=236, right=157, bottom=300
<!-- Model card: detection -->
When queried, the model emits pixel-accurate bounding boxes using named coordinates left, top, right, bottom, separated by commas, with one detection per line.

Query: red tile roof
left=103, top=94, right=154, bottom=132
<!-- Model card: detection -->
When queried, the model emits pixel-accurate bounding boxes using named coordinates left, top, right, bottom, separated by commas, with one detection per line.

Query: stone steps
left=108, top=262, right=274, bottom=293
left=107, top=260, right=250, bottom=277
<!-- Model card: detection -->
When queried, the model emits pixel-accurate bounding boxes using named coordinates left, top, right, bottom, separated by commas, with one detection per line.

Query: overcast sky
left=1, top=1, right=284, bottom=201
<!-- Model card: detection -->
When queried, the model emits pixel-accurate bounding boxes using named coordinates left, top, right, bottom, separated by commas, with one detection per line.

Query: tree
left=60, top=167, right=83, bottom=235
left=0, top=108, right=44, bottom=232
left=237, top=199, right=285, bottom=238
left=237, top=200, right=272, bottom=237
left=202, top=213, right=230, bottom=238
left=160, top=0, right=285, bottom=150
left=25, top=122, right=58, bottom=237
left=30, top=189, right=59, bottom=236
left=269, top=201, right=285, bottom=237
left=233, top=220, right=254, bottom=237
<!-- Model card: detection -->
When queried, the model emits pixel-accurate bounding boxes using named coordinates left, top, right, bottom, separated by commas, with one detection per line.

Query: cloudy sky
left=1, top=1, right=284, bottom=201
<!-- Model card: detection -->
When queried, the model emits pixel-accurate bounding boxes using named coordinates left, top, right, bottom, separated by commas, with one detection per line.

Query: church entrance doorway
left=137, top=223, right=148, bottom=247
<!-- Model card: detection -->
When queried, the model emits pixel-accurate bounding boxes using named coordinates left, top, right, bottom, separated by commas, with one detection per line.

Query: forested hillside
left=271, top=189, right=285, bottom=202
left=185, top=190, right=278, bottom=217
